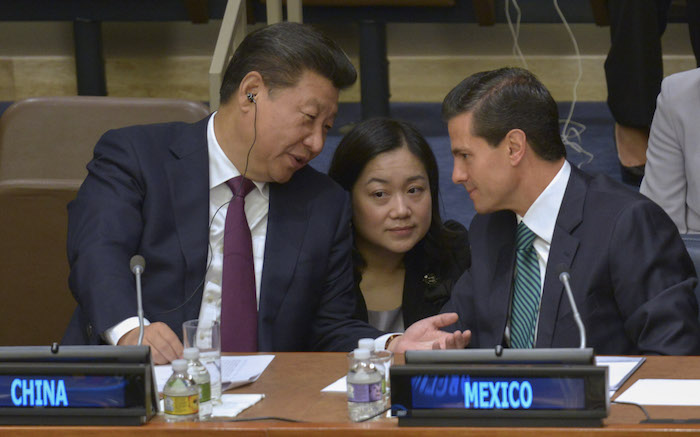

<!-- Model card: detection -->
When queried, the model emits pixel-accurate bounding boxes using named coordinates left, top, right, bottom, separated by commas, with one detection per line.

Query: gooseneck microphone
left=556, top=264, right=586, bottom=349
left=129, top=255, right=146, bottom=346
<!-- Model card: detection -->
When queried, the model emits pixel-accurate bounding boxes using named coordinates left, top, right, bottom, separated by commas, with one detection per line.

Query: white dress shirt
left=504, top=160, right=571, bottom=346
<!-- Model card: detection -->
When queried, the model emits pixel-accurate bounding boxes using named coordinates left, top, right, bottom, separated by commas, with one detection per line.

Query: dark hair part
left=219, top=22, right=357, bottom=104
left=442, top=67, right=566, bottom=161
left=328, top=117, right=458, bottom=273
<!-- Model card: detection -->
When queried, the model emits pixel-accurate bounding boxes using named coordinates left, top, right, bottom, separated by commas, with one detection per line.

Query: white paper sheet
left=158, top=393, right=264, bottom=418
left=212, top=393, right=265, bottom=417
left=615, top=379, right=700, bottom=406
left=322, top=375, right=347, bottom=393
left=155, top=355, right=275, bottom=393
left=595, top=356, right=645, bottom=392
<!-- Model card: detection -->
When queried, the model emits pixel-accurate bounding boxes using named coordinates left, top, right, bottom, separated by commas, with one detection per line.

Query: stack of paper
left=154, top=355, right=274, bottom=393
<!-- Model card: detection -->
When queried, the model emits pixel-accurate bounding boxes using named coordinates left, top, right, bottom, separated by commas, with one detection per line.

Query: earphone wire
left=505, top=0, right=528, bottom=69
left=553, top=0, right=594, bottom=168
left=506, top=0, right=594, bottom=168
left=156, top=96, right=258, bottom=315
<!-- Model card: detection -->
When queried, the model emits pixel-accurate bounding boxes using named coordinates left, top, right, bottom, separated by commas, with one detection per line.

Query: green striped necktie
left=510, top=222, right=542, bottom=349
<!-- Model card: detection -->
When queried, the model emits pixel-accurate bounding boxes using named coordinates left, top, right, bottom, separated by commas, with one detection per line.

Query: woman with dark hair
left=328, top=118, right=470, bottom=332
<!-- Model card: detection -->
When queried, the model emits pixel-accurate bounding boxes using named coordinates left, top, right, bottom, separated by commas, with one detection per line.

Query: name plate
left=0, top=345, right=157, bottom=426
left=391, top=348, right=609, bottom=427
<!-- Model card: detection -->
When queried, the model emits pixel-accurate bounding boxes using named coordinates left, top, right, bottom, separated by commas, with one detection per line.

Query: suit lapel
left=484, top=212, right=517, bottom=347
left=258, top=179, right=310, bottom=343
left=536, top=166, right=585, bottom=347
left=164, top=117, right=210, bottom=312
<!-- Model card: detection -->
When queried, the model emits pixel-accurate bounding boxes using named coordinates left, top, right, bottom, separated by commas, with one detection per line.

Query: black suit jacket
left=353, top=220, right=471, bottom=328
left=443, top=165, right=700, bottom=355
left=63, top=116, right=381, bottom=351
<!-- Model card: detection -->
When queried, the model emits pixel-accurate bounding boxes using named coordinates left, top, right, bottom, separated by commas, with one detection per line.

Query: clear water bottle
left=183, top=347, right=212, bottom=420
left=347, top=348, right=384, bottom=422
left=358, top=338, right=391, bottom=409
left=163, top=359, right=199, bottom=422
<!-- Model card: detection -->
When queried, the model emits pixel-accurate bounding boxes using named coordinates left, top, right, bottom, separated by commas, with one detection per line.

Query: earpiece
left=247, top=93, right=256, bottom=103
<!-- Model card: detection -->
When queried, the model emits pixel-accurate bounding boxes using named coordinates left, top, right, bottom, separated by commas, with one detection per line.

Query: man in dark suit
left=63, top=22, right=469, bottom=363
left=441, top=67, right=700, bottom=355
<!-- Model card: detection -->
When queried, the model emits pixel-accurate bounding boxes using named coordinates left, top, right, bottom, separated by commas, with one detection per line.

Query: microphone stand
left=130, top=255, right=146, bottom=346
left=557, top=264, right=586, bottom=349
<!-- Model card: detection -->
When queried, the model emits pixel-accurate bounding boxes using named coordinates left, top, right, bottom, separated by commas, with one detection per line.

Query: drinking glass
left=183, top=319, right=222, bottom=403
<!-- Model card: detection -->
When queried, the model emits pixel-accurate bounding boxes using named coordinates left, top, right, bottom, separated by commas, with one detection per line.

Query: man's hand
left=117, top=322, right=183, bottom=364
left=387, top=313, right=471, bottom=353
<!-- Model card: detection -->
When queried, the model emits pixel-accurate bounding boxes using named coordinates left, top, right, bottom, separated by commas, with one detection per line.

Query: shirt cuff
left=103, top=317, right=151, bottom=345
left=375, top=332, right=401, bottom=351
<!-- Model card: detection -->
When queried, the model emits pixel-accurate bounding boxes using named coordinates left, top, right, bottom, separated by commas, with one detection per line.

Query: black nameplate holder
left=391, top=348, right=609, bottom=427
left=0, top=345, right=157, bottom=426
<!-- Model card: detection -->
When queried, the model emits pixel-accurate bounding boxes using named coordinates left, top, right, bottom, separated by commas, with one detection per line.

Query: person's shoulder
left=443, top=219, right=469, bottom=245
left=104, top=114, right=206, bottom=135
left=585, top=171, right=649, bottom=203
left=441, top=219, right=471, bottom=270
left=97, top=116, right=209, bottom=153
left=660, top=68, right=700, bottom=104
left=581, top=170, right=670, bottom=222
left=662, top=68, right=700, bottom=91
left=469, top=210, right=514, bottom=235
left=444, top=219, right=467, bottom=233
left=287, top=165, right=347, bottom=198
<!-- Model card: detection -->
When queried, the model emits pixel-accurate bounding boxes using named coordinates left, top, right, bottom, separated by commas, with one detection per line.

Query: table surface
left=3, top=353, right=700, bottom=436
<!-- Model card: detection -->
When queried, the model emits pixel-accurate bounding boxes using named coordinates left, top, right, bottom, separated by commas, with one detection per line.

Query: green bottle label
left=199, top=382, right=211, bottom=403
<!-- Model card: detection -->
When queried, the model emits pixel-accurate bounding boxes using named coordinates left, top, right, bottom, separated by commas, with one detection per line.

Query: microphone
left=129, top=255, right=146, bottom=346
left=556, top=264, right=586, bottom=349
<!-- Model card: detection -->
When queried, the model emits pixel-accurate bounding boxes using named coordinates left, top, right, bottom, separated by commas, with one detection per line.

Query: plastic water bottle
left=358, top=338, right=391, bottom=409
left=347, top=348, right=384, bottom=422
left=183, top=347, right=212, bottom=420
left=163, top=359, right=199, bottom=422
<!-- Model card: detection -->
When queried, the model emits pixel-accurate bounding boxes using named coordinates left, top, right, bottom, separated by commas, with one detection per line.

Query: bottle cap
left=353, top=348, right=370, bottom=360
left=183, top=347, right=200, bottom=360
left=358, top=338, right=375, bottom=351
left=172, top=359, right=188, bottom=372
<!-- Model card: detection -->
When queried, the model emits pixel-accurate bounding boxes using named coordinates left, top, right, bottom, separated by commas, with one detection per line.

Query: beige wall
left=0, top=20, right=696, bottom=103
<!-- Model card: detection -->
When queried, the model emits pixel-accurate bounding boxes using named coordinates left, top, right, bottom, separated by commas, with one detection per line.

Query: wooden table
left=3, top=353, right=700, bottom=436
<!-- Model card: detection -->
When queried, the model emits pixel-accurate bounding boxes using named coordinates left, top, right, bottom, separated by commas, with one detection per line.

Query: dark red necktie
left=220, top=176, right=257, bottom=352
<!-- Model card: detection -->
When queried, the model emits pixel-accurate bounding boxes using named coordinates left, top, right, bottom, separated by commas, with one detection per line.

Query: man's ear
left=505, top=129, right=527, bottom=166
left=237, top=71, right=264, bottom=111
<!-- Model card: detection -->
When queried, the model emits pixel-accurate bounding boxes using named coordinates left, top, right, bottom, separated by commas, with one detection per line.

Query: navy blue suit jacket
left=63, top=116, right=381, bottom=351
left=443, top=165, right=700, bottom=355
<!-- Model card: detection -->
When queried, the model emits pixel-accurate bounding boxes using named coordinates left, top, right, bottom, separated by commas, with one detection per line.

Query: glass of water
left=182, top=319, right=222, bottom=404
left=371, top=350, right=393, bottom=409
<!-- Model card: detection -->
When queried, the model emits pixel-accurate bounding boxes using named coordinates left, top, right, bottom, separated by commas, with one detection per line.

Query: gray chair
left=0, top=96, right=210, bottom=346
left=681, top=233, right=700, bottom=312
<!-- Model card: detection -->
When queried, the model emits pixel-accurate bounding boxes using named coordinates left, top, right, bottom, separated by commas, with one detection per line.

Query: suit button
left=86, top=323, right=94, bottom=338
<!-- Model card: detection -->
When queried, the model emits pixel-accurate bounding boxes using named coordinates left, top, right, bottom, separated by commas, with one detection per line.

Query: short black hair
left=219, top=22, right=357, bottom=104
left=442, top=67, right=566, bottom=161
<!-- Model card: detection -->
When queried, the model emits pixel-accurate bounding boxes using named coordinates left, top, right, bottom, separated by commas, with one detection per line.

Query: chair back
left=0, top=96, right=210, bottom=346
left=0, top=96, right=210, bottom=181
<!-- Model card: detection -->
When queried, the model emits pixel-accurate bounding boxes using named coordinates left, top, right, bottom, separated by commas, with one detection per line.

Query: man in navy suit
left=441, top=67, right=700, bottom=355
left=63, top=22, right=469, bottom=363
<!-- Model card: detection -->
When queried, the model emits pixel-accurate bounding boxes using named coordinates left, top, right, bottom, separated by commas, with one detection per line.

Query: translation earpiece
left=247, top=93, right=256, bottom=103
